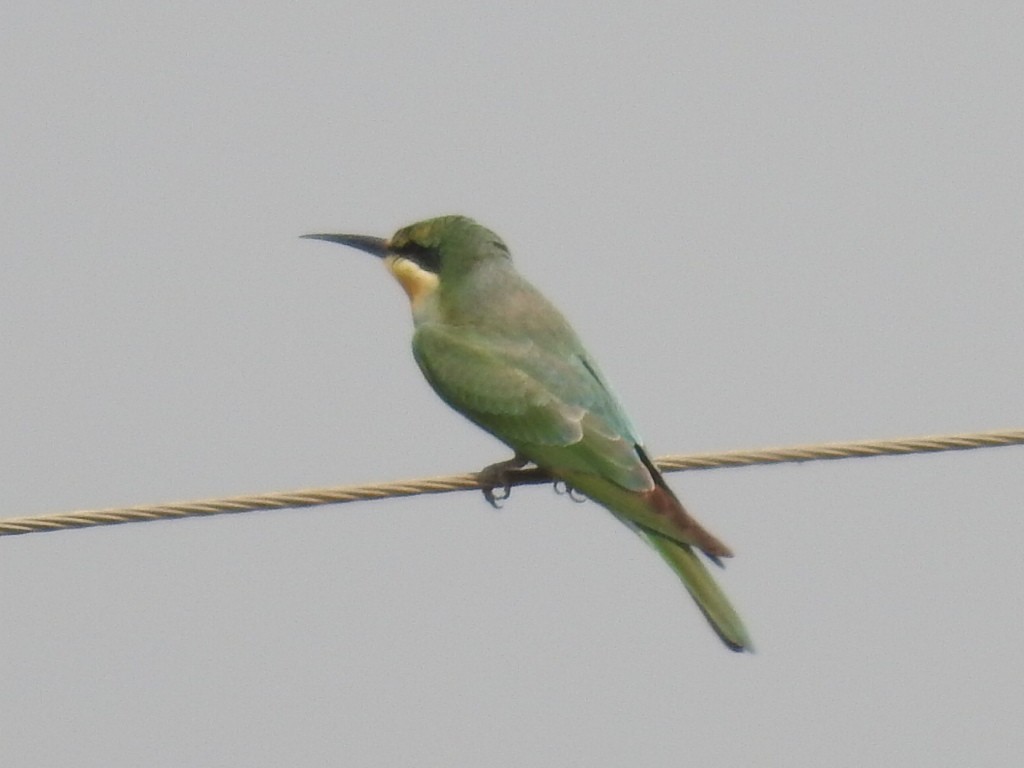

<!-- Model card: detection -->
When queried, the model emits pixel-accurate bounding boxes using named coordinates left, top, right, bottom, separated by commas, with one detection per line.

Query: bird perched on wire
left=304, top=215, right=751, bottom=651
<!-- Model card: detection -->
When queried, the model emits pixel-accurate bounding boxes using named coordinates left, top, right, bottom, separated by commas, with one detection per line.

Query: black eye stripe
left=394, top=242, right=441, bottom=273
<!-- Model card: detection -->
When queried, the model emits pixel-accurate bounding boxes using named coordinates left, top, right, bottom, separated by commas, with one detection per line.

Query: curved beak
left=301, top=233, right=389, bottom=258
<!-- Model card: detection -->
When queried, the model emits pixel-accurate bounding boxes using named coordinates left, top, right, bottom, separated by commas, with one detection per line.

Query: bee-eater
left=303, top=216, right=751, bottom=651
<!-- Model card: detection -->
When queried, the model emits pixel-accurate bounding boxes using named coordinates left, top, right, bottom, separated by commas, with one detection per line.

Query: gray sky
left=2, top=2, right=1023, bottom=766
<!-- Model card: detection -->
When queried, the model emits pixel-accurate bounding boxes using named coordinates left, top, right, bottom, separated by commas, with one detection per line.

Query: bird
left=303, top=215, right=751, bottom=651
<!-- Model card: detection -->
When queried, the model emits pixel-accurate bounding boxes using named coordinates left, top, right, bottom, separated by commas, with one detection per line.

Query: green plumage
left=306, top=215, right=752, bottom=652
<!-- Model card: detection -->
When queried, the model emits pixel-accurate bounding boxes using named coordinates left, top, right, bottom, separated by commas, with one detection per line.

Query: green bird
left=303, top=216, right=751, bottom=652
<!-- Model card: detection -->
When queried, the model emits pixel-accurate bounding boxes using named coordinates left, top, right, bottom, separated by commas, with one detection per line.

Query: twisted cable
left=2, top=428, right=1020, bottom=538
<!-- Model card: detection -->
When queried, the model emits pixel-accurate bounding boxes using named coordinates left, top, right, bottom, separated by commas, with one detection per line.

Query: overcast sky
left=2, top=3, right=1023, bottom=766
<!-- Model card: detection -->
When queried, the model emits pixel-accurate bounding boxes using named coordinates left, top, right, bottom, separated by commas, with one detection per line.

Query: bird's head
left=303, top=215, right=509, bottom=308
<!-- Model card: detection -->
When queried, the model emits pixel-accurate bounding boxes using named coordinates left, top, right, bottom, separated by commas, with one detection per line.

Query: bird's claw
left=482, top=483, right=512, bottom=509
left=477, top=455, right=529, bottom=510
left=553, top=480, right=587, bottom=504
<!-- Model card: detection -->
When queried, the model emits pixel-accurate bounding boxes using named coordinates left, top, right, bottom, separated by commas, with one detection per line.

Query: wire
left=1, top=428, right=1020, bottom=538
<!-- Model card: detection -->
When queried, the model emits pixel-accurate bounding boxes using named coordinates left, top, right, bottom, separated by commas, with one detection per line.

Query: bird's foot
left=553, top=480, right=588, bottom=504
left=477, top=455, right=530, bottom=509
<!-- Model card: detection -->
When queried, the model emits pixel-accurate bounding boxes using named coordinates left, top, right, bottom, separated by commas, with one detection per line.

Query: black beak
left=301, top=233, right=389, bottom=258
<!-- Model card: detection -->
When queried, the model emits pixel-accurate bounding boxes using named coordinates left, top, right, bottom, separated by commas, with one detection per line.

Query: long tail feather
left=645, top=531, right=753, bottom=652
left=548, top=468, right=752, bottom=651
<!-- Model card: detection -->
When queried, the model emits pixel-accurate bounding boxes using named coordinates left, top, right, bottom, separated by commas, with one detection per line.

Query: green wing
left=412, top=322, right=653, bottom=493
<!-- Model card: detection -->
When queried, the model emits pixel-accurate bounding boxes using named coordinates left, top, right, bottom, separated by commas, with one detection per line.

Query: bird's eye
left=395, top=242, right=442, bottom=274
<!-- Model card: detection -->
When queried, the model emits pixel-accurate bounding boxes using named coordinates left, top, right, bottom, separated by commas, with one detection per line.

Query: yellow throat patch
left=384, top=254, right=439, bottom=308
